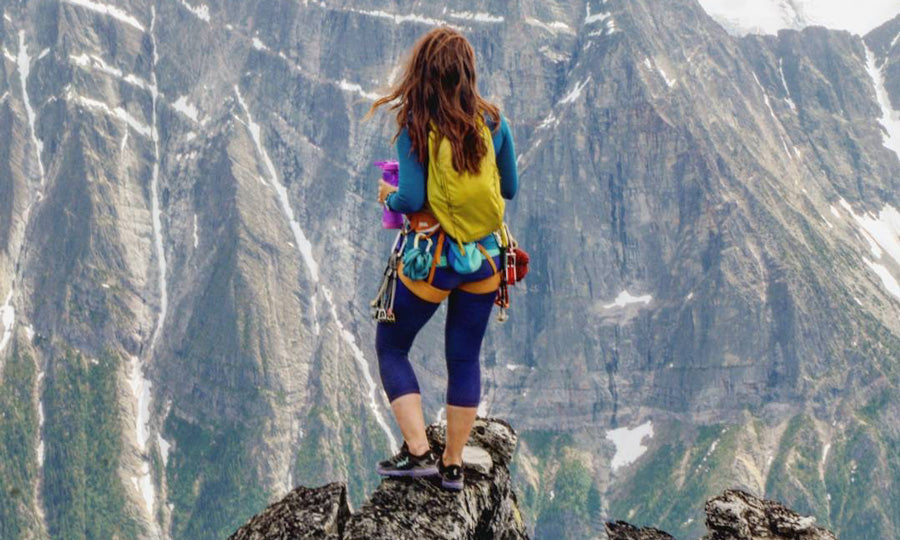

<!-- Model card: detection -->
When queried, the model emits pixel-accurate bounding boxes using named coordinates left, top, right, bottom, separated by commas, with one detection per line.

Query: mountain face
left=0, top=1, right=898, bottom=539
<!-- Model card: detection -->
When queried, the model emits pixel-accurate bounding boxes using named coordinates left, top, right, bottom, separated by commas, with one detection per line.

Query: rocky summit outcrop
left=606, top=521, right=676, bottom=540
left=229, top=418, right=528, bottom=540
left=702, top=490, right=837, bottom=540
left=607, top=489, right=837, bottom=540
left=228, top=483, right=350, bottom=540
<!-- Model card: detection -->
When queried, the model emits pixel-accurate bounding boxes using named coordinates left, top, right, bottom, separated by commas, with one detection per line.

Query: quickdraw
left=370, top=225, right=408, bottom=323
left=495, top=224, right=516, bottom=323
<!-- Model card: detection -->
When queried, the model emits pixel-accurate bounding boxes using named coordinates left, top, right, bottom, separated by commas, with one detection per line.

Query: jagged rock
left=460, top=445, right=493, bottom=475
left=702, top=489, right=837, bottom=540
left=605, top=521, right=676, bottom=540
left=230, top=418, right=529, bottom=540
left=607, top=489, right=838, bottom=540
left=228, top=482, right=351, bottom=540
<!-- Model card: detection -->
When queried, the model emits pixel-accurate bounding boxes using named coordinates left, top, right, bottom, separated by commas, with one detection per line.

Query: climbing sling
left=370, top=227, right=407, bottom=323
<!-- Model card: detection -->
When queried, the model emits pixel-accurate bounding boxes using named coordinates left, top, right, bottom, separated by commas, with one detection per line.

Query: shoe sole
left=441, top=478, right=464, bottom=491
left=376, top=466, right=439, bottom=477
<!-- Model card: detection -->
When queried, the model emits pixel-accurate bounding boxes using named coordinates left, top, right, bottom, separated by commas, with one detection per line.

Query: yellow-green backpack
left=425, top=116, right=505, bottom=245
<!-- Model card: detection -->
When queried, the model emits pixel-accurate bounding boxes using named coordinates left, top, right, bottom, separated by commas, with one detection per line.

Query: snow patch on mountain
left=837, top=199, right=900, bottom=302
left=864, top=261, right=900, bottom=300
left=157, top=433, right=171, bottom=466
left=337, top=79, right=379, bottom=101
left=179, top=0, right=210, bottom=22
left=604, top=290, right=653, bottom=309
left=778, top=59, right=798, bottom=112
left=524, top=17, right=576, bottom=35
left=585, top=2, right=612, bottom=25
left=698, top=0, right=900, bottom=36
left=61, top=0, right=145, bottom=32
left=865, top=47, right=900, bottom=161
left=344, top=7, right=458, bottom=29
left=70, top=94, right=152, bottom=137
left=843, top=202, right=900, bottom=270
left=35, top=370, right=45, bottom=465
left=559, top=77, right=591, bottom=104
left=172, top=95, right=200, bottom=122
left=236, top=87, right=320, bottom=283
left=752, top=73, right=793, bottom=160
left=148, top=9, right=168, bottom=351
left=0, top=291, right=13, bottom=354
left=657, top=66, right=676, bottom=87
left=606, top=421, right=654, bottom=472
left=128, top=355, right=157, bottom=516
left=70, top=52, right=153, bottom=91
left=18, top=32, right=45, bottom=182
left=446, top=11, right=503, bottom=23
left=322, top=287, right=399, bottom=451
left=644, top=58, right=677, bottom=87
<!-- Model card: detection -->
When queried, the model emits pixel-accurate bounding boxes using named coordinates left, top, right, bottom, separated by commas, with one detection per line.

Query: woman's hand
left=377, top=179, right=398, bottom=204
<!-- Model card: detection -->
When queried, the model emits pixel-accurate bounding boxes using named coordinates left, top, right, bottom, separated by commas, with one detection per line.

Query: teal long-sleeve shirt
left=385, top=114, right=519, bottom=213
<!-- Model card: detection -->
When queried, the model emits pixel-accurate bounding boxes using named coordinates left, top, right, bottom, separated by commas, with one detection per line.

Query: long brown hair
left=365, top=27, right=501, bottom=175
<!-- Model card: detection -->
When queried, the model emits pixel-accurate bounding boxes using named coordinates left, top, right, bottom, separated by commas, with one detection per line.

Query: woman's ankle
left=441, top=452, right=462, bottom=466
left=407, top=440, right=431, bottom=457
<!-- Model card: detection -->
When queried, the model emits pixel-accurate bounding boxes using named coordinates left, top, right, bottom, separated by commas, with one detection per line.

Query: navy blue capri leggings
left=375, top=272, right=496, bottom=408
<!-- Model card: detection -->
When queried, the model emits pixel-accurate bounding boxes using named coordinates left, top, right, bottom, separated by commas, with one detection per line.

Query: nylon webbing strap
left=427, top=231, right=445, bottom=285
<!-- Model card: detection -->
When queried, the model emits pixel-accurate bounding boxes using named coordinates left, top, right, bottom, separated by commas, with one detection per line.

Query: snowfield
left=698, top=0, right=900, bottom=36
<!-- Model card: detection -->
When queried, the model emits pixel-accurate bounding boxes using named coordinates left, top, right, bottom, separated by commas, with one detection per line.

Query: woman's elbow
left=501, top=177, right=519, bottom=200
left=391, top=192, right=424, bottom=213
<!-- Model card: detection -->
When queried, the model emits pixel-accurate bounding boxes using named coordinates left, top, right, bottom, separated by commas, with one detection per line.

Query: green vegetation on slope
left=608, top=422, right=740, bottom=538
left=824, top=398, right=899, bottom=540
left=0, top=348, right=39, bottom=539
left=165, top=415, right=269, bottom=540
left=765, top=414, right=828, bottom=518
left=42, top=349, right=140, bottom=540
left=515, top=430, right=600, bottom=539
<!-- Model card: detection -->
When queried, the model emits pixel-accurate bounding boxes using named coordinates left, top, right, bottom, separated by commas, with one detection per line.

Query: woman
left=365, top=27, right=518, bottom=491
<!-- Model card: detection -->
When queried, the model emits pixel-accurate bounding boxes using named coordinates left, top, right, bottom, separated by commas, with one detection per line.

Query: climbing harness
left=371, top=216, right=528, bottom=324
left=370, top=226, right=408, bottom=323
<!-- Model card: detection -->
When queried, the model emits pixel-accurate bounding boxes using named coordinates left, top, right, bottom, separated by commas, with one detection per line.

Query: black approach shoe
left=376, top=443, right=438, bottom=477
left=438, top=456, right=465, bottom=491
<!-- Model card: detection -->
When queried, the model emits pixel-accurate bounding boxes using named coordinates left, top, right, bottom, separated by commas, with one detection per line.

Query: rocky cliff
left=227, top=419, right=837, bottom=540
left=0, top=0, right=898, bottom=539
left=229, top=418, right=528, bottom=540
left=607, top=489, right=837, bottom=540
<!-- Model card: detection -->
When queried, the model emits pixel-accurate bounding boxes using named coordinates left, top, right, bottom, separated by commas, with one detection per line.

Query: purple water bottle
left=375, top=160, right=404, bottom=229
